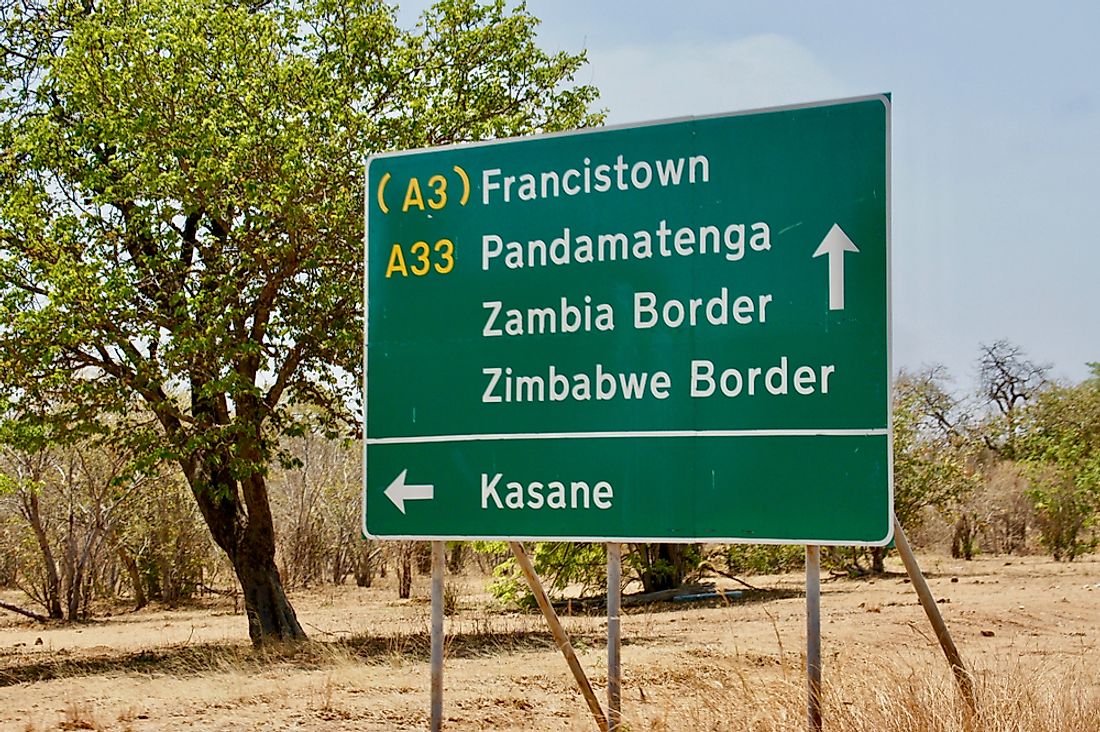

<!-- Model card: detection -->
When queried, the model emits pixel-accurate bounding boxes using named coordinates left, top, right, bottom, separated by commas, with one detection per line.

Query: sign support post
left=893, top=516, right=975, bottom=712
left=509, top=542, right=609, bottom=732
left=607, top=543, right=622, bottom=731
left=430, top=541, right=445, bottom=732
left=805, top=545, right=822, bottom=732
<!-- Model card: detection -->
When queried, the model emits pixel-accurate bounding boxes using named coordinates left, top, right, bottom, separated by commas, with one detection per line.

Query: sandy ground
left=1, top=552, right=1098, bottom=731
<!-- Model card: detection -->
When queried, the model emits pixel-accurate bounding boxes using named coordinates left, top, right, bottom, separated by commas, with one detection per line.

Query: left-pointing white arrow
left=812, top=223, right=860, bottom=311
left=384, top=469, right=435, bottom=514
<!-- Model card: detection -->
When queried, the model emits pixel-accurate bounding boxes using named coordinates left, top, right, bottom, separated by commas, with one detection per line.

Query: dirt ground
left=1, top=552, right=1098, bottom=731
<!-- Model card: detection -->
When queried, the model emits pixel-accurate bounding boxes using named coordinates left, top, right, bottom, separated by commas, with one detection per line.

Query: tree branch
left=264, top=341, right=304, bottom=412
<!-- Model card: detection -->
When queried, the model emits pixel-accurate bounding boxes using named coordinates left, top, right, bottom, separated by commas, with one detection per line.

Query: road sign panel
left=364, top=95, right=892, bottom=544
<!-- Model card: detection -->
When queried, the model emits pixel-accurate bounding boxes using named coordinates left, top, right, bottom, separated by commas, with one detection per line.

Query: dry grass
left=629, top=656, right=1100, bottom=732
left=1, top=553, right=1098, bottom=730
left=57, top=700, right=101, bottom=731
left=4, top=637, right=1098, bottom=731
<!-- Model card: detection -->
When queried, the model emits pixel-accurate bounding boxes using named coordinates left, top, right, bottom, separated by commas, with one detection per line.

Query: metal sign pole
left=430, top=541, right=445, bottom=732
left=805, top=545, right=822, bottom=732
left=607, top=543, right=622, bottom=731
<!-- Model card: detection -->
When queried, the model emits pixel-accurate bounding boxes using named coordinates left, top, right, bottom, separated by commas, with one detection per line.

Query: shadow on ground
left=0, top=627, right=595, bottom=687
left=0, top=586, right=812, bottom=687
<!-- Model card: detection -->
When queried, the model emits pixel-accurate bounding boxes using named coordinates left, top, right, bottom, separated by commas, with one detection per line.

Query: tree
left=0, top=429, right=153, bottom=620
left=0, top=0, right=600, bottom=644
left=629, top=543, right=701, bottom=593
left=888, top=368, right=981, bottom=571
left=0, top=440, right=63, bottom=619
left=1017, top=366, right=1100, bottom=560
left=965, top=341, right=1052, bottom=555
left=977, top=340, right=1050, bottom=458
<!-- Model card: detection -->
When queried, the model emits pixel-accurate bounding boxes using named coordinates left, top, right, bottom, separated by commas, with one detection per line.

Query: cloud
left=587, top=34, right=852, bottom=124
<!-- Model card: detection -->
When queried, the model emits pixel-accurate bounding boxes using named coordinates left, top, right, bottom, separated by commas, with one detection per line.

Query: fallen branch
left=0, top=598, right=49, bottom=623
left=552, top=583, right=719, bottom=611
left=698, top=563, right=765, bottom=591
left=198, top=583, right=239, bottom=598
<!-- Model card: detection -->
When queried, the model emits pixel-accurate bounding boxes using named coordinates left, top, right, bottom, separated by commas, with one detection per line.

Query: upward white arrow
left=812, top=223, right=860, bottom=311
left=384, top=469, right=435, bottom=514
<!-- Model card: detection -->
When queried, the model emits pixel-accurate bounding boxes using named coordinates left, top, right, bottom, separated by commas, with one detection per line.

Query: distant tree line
left=3, top=341, right=1097, bottom=619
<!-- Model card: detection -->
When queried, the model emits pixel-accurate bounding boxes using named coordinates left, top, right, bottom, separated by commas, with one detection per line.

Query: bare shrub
left=268, top=433, right=362, bottom=588
left=0, top=432, right=217, bottom=618
left=0, top=441, right=150, bottom=619
left=121, top=477, right=213, bottom=606
left=393, top=542, right=415, bottom=599
left=442, top=580, right=461, bottom=616
left=59, top=700, right=101, bottom=731
left=977, top=460, right=1033, bottom=554
left=353, top=541, right=383, bottom=588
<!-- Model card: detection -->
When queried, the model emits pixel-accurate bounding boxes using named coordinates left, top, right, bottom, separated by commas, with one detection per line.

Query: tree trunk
left=636, top=543, right=696, bottom=593
left=446, top=542, right=467, bottom=574
left=0, top=598, right=49, bottom=622
left=1008, top=516, right=1027, bottom=554
left=396, top=542, right=414, bottom=599
left=22, top=491, right=63, bottom=619
left=355, top=542, right=379, bottom=588
left=234, top=551, right=303, bottom=643
left=114, top=543, right=147, bottom=611
left=65, top=529, right=100, bottom=621
left=182, top=440, right=305, bottom=646
left=415, top=541, right=432, bottom=574
left=66, top=559, right=85, bottom=621
left=870, top=546, right=886, bottom=574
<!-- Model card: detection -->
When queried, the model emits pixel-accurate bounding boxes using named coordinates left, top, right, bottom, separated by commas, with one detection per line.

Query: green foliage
left=0, top=0, right=600, bottom=487
left=476, top=541, right=703, bottom=603
left=125, top=477, right=212, bottom=605
left=477, top=542, right=606, bottom=606
left=485, top=557, right=531, bottom=608
left=1018, top=375, right=1100, bottom=560
left=0, top=471, right=16, bottom=497
left=723, top=544, right=804, bottom=575
left=469, top=539, right=511, bottom=568
left=893, top=369, right=982, bottom=532
left=627, top=543, right=702, bottom=593
left=1027, top=476, right=1098, bottom=561
left=0, top=0, right=600, bottom=637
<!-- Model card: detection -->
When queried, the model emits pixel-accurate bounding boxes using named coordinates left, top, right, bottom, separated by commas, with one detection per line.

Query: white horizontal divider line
left=367, top=428, right=889, bottom=446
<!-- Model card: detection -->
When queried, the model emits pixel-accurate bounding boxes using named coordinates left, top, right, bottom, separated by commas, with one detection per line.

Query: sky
left=399, top=1, right=1100, bottom=391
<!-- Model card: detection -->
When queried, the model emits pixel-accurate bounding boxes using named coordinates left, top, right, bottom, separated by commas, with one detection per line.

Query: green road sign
left=364, top=95, right=892, bottom=545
